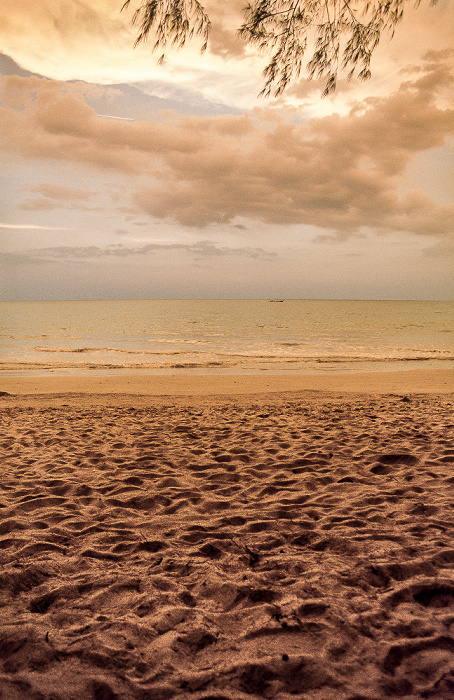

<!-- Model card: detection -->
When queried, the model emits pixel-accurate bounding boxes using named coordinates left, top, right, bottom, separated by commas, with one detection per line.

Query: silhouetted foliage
left=123, top=0, right=435, bottom=96
left=122, top=0, right=210, bottom=63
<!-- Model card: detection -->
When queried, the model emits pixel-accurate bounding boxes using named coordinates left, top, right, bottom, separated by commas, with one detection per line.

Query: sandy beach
left=1, top=368, right=454, bottom=699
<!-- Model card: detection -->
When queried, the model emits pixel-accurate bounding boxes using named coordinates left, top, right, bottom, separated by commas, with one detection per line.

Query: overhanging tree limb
left=122, top=0, right=436, bottom=96
left=122, top=0, right=210, bottom=53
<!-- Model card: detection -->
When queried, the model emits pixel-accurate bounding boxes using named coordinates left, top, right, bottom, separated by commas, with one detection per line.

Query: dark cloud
left=0, top=52, right=34, bottom=77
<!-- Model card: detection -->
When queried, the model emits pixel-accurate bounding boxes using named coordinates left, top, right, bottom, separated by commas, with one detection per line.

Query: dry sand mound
left=1, top=391, right=454, bottom=699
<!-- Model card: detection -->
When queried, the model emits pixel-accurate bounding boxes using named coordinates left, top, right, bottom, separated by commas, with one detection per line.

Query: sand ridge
left=1, top=389, right=454, bottom=699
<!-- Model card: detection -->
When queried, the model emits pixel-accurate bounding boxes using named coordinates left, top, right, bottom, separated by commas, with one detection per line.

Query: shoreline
left=1, top=367, right=453, bottom=399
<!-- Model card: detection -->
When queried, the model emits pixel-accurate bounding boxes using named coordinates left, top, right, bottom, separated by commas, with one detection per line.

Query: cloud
left=0, top=251, right=49, bottom=266
left=204, top=0, right=247, bottom=60
left=96, top=114, right=134, bottom=121
left=423, top=238, right=454, bottom=257
left=0, top=0, right=266, bottom=110
left=0, top=222, right=73, bottom=230
left=1, top=55, right=453, bottom=241
left=0, top=240, right=277, bottom=265
left=20, top=198, right=63, bottom=211
left=0, top=1, right=135, bottom=77
left=27, top=184, right=94, bottom=200
left=19, top=182, right=96, bottom=210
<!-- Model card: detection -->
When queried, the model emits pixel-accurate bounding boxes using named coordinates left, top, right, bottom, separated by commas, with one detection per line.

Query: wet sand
left=1, top=369, right=454, bottom=699
left=2, top=367, right=453, bottom=397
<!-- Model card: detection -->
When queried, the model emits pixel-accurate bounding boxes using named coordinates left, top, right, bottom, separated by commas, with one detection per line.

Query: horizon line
left=1, top=297, right=453, bottom=303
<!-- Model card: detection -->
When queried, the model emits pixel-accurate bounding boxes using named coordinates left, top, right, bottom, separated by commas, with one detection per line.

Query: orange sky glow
left=1, top=0, right=453, bottom=300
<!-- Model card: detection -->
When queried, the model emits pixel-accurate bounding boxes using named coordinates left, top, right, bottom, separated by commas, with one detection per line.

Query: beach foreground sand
left=1, top=370, right=454, bottom=699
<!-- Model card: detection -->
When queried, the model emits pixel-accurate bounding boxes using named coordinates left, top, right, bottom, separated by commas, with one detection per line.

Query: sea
left=1, top=299, right=453, bottom=376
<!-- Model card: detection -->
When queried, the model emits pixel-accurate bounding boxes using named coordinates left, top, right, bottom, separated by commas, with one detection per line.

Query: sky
left=0, top=0, right=453, bottom=301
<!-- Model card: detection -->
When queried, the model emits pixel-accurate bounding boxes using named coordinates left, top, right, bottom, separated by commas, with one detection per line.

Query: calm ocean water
left=1, top=299, right=453, bottom=376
